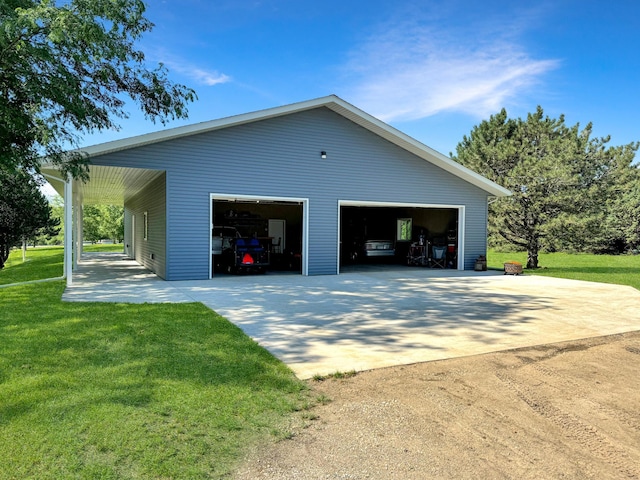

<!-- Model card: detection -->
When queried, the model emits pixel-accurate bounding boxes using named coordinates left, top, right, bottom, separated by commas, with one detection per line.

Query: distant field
left=488, top=249, right=640, bottom=290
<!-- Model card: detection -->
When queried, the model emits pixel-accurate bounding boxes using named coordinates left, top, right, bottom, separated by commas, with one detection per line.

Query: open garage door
left=339, top=201, right=463, bottom=273
left=210, top=194, right=307, bottom=277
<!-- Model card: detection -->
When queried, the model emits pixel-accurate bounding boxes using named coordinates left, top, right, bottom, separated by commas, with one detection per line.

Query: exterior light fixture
left=320, top=151, right=327, bottom=159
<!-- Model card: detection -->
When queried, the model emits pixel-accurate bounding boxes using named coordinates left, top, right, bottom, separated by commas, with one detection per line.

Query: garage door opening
left=339, top=203, right=461, bottom=272
left=210, top=195, right=306, bottom=277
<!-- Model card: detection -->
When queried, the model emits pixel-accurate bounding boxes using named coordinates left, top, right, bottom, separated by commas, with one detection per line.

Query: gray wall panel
left=124, top=173, right=166, bottom=278
left=92, top=107, right=489, bottom=279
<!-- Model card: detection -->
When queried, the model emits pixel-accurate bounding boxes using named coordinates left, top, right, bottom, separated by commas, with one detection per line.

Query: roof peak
left=71, top=95, right=510, bottom=197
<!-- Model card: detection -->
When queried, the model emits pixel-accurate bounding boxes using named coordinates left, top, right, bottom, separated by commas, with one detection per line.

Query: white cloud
left=162, top=57, right=231, bottom=87
left=343, top=16, right=559, bottom=121
left=187, top=67, right=231, bottom=87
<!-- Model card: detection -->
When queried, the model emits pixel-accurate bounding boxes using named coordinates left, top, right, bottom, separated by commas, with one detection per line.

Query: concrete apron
left=65, top=253, right=640, bottom=379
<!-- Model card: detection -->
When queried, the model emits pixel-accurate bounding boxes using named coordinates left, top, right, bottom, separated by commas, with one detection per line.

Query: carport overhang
left=41, top=164, right=165, bottom=286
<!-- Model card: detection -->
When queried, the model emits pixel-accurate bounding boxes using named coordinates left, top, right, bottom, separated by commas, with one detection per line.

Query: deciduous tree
left=83, top=204, right=124, bottom=243
left=1, top=0, right=195, bottom=179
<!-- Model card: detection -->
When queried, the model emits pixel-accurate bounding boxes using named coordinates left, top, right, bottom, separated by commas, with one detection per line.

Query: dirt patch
left=235, top=331, right=640, bottom=479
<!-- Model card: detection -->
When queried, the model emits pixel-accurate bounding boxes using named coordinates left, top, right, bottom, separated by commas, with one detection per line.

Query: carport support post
left=64, top=175, right=73, bottom=287
left=73, top=196, right=82, bottom=267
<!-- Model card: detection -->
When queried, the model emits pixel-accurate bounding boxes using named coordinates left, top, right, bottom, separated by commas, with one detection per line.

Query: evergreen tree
left=0, top=170, right=59, bottom=268
left=453, top=107, right=638, bottom=268
left=604, top=167, right=640, bottom=252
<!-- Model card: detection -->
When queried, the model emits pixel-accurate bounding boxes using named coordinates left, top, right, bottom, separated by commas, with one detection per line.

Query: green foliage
left=454, top=107, right=638, bottom=268
left=0, top=170, right=60, bottom=268
left=35, top=194, right=64, bottom=246
left=0, top=249, right=309, bottom=478
left=83, top=204, right=124, bottom=243
left=82, top=205, right=102, bottom=243
left=100, top=205, right=125, bottom=243
left=603, top=168, right=640, bottom=251
left=0, top=0, right=196, bottom=178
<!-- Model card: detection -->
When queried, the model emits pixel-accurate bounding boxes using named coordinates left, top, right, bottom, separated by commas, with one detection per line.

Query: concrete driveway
left=64, top=253, right=640, bottom=379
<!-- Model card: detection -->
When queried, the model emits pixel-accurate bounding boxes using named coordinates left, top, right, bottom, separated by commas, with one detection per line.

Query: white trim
left=336, top=204, right=342, bottom=275
left=64, top=177, right=73, bottom=286
left=73, top=196, right=81, bottom=268
left=78, top=204, right=84, bottom=260
left=143, top=211, right=148, bottom=241
left=131, top=215, right=136, bottom=259
left=209, top=193, right=309, bottom=278
left=339, top=199, right=465, bottom=209
left=337, top=199, right=466, bottom=273
left=457, top=206, right=466, bottom=270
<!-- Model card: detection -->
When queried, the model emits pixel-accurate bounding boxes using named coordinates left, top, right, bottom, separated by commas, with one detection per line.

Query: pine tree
left=453, top=107, right=638, bottom=268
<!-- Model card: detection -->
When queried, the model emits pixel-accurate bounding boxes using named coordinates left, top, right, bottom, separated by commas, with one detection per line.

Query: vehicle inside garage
left=211, top=198, right=303, bottom=275
left=340, top=205, right=459, bottom=270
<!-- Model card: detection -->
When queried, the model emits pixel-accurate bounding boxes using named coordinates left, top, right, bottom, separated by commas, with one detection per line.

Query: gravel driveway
left=235, top=331, right=640, bottom=479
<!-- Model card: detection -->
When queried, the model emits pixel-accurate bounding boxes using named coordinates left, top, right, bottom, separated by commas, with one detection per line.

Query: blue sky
left=81, top=0, right=640, bottom=157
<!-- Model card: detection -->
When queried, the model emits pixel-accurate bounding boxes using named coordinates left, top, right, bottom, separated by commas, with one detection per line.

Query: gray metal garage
left=43, top=95, right=510, bottom=281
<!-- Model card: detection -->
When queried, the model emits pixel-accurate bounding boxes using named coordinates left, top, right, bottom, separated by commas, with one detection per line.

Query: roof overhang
left=42, top=94, right=511, bottom=200
left=41, top=165, right=164, bottom=205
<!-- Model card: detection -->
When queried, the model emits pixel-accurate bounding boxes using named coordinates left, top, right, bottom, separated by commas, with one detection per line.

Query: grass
left=0, top=247, right=309, bottom=479
left=0, top=244, right=123, bottom=285
left=312, top=370, right=358, bottom=382
left=488, top=249, right=640, bottom=291
left=0, top=246, right=64, bottom=285
left=3, top=245, right=638, bottom=477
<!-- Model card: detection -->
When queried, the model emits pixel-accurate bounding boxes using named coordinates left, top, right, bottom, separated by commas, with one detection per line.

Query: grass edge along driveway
left=487, top=249, right=640, bottom=291
left=0, top=277, right=312, bottom=479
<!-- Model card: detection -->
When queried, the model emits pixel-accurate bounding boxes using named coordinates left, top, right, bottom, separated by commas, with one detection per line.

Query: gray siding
left=92, top=107, right=489, bottom=280
left=124, top=173, right=166, bottom=279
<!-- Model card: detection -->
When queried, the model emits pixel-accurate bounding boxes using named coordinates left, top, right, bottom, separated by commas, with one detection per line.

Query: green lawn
left=487, top=249, right=640, bottom=290
left=0, top=244, right=123, bottom=285
left=0, top=247, right=310, bottom=479
left=3, top=246, right=638, bottom=478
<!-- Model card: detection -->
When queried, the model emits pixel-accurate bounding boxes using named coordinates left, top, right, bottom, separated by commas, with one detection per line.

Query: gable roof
left=54, top=95, right=511, bottom=198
